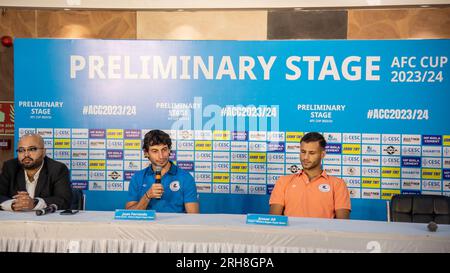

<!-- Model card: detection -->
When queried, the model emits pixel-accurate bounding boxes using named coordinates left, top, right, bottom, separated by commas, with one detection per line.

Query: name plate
left=246, top=214, right=288, bottom=226
left=114, top=209, right=156, bottom=221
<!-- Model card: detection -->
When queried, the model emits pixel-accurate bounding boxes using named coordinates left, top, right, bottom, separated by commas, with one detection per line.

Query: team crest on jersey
left=318, top=184, right=331, bottom=192
left=170, top=181, right=180, bottom=192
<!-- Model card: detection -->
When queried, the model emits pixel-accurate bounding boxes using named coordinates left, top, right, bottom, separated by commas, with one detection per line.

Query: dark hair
left=142, top=129, right=172, bottom=151
left=300, top=132, right=326, bottom=149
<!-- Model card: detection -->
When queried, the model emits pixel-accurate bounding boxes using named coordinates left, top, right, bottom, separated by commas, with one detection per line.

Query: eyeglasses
left=16, top=147, right=44, bottom=154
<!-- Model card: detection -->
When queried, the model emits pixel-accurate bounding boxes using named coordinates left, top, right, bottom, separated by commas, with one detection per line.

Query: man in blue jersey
left=125, top=129, right=199, bottom=213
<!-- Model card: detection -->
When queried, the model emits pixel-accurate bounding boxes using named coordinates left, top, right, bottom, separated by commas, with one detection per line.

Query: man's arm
left=335, top=209, right=350, bottom=219
left=185, top=202, right=199, bottom=213
left=269, top=204, right=284, bottom=215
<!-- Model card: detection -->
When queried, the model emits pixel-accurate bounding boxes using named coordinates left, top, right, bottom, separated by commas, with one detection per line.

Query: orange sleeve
left=333, top=178, right=352, bottom=210
left=269, top=176, right=288, bottom=205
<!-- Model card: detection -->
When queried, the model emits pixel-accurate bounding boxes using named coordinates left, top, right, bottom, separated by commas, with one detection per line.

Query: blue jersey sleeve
left=127, top=171, right=142, bottom=202
left=182, top=172, right=198, bottom=203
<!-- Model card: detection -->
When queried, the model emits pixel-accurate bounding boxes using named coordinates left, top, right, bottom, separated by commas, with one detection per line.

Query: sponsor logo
left=230, top=141, right=248, bottom=151
left=89, top=129, right=106, bottom=138
left=249, top=174, right=266, bottom=184
left=45, top=150, right=53, bottom=158
left=249, top=152, right=266, bottom=163
left=54, top=128, right=71, bottom=138
left=267, top=153, right=284, bottom=163
left=72, top=139, right=89, bottom=149
left=249, top=184, right=267, bottom=195
left=231, top=152, right=248, bottom=162
left=71, top=181, right=88, bottom=190
left=89, top=181, right=106, bottom=191
left=213, top=151, right=230, bottom=162
left=19, top=128, right=36, bottom=137
left=422, top=146, right=442, bottom=157
left=287, top=164, right=300, bottom=174
left=401, top=156, right=421, bottom=167
left=54, top=139, right=71, bottom=149
left=362, top=177, right=380, bottom=188
left=213, top=183, right=230, bottom=193
left=89, top=150, right=106, bottom=159
left=194, top=130, right=212, bottom=140
left=213, top=162, right=230, bottom=172
left=362, top=167, right=380, bottom=177
left=89, top=171, right=106, bottom=180
left=402, top=134, right=421, bottom=145
left=382, top=156, right=400, bottom=167
left=177, top=141, right=195, bottom=150
left=382, top=134, right=401, bottom=144
left=401, top=168, right=421, bottom=179
left=421, top=168, right=442, bottom=180
left=267, top=174, right=282, bottom=185
left=362, top=145, right=380, bottom=155
left=286, top=132, right=303, bottom=143
left=213, top=173, right=230, bottom=183
left=444, top=169, right=450, bottom=180
left=72, top=150, right=88, bottom=159
left=106, top=150, right=123, bottom=160
left=285, top=143, right=300, bottom=153
left=401, top=179, right=421, bottom=190
left=402, top=146, right=421, bottom=156
left=324, top=165, right=341, bottom=175
left=267, top=164, right=284, bottom=174
left=285, top=153, right=299, bottom=163
left=213, top=141, right=230, bottom=151
left=124, top=160, right=141, bottom=171
left=72, top=128, right=89, bottom=138
left=90, top=160, right=106, bottom=170
left=382, top=145, right=399, bottom=155
left=342, top=155, right=361, bottom=165
left=72, top=160, right=88, bottom=170
left=361, top=134, right=381, bottom=144
left=362, top=189, right=380, bottom=199
left=381, top=178, right=400, bottom=189
left=422, top=157, right=442, bottom=168
left=195, top=173, right=212, bottom=183
left=267, top=142, right=285, bottom=152
left=194, top=162, right=212, bottom=172
left=231, top=162, right=248, bottom=173
left=249, top=142, right=266, bottom=152
left=323, top=154, right=341, bottom=165
left=362, top=156, right=380, bottom=166
left=422, top=180, right=441, bottom=191
left=178, top=161, right=194, bottom=171
left=318, top=184, right=330, bottom=192
left=381, top=189, right=401, bottom=200
left=169, top=150, right=177, bottom=161
left=342, top=166, right=360, bottom=176
left=267, top=132, right=285, bottom=142
left=106, top=129, right=123, bottom=139
left=124, top=129, right=141, bottom=139
left=267, top=184, right=275, bottom=195
left=325, top=144, right=342, bottom=154
left=177, top=151, right=194, bottom=161
left=89, top=139, right=106, bottom=149
left=37, top=128, right=53, bottom=138
left=54, top=149, right=70, bottom=159
left=342, top=144, right=361, bottom=155
left=381, top=167, right=400, bottom=178
left=107, top=170, right=122, bottom=180
left=178, top=130, right=194, bottom=140
left=444, top=181, right=450, bottom=191
left=443, top=158, right=450, bottom=169
left=343, top=177, right=361, bottom=187
left=443, top=135, right=450, bottom=146
left=444, top=147, right=450, bottom=157
left=107, top=160, right=123, bottom=170
left=249, top=163, right=266, bottom=173
left=71, top=170, right=88, bottom=181
left=231, top=131, right=248, bottom=141
left=349, top=188, right=361, bottom=198
left=231, top=173, right=248, bottom=183
left=231, top=184, right=248, bottom=194
left=213, top=130, right=230, bottom=141
left=343, top=133, right=361, bottom=143
left=196, top=183, right=212, bottom=193
left=123, top=139, right=141, bottom=150
left=195, top=152, right=212, bottom=161
left=249, top=131, right=266, bottom=141
left=44, top=139, right=53, bottom=147
left=195, top=141, right=212, bottom=151
left=422, top=135, right=442, bottom=146
left=170, top=181, right=180, bottom=192
left=124, top=171, right=136, bottom=181
left=107, top=139, right=123, bottom=149
left=107, top=181, right=123, bottom=191
left=324, top=133, right=341, bottom=143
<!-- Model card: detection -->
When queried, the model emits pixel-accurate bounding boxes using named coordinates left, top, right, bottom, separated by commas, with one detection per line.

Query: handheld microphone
left=36, top=204, right=58, bottom=216
left=155, top=166, right=162, bottom=184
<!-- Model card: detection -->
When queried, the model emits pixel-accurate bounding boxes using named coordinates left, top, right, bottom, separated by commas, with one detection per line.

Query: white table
left=1, top=211, right=449, bottom=253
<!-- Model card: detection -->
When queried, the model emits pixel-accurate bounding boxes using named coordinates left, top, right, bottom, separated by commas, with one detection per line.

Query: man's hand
left=12, top=191, right=35, bottom=211
left=148, top=183, right=164, bottom=199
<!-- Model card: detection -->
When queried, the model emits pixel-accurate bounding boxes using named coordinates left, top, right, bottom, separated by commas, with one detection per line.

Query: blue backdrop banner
left=14, top=38, right=450, bottom=220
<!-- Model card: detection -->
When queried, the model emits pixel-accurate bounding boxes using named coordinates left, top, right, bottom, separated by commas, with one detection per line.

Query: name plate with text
left=114, top=209, right=156, bottom=221
left=246, top=214, right=288, bottom=226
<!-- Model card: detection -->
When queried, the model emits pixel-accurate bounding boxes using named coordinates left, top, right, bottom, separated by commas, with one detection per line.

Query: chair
left=71, top=188, right=85, bottom=210
left=390, top=194, right=450, bottom=224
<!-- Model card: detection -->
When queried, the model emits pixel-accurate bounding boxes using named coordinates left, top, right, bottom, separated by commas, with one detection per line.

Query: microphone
left=155, top=166, right=162, bottom=184
left=36, top=204, right=58, bottom=216
left=427, top=221, right=438, bottom=232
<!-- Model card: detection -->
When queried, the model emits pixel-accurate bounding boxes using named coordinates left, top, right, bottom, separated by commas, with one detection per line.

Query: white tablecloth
left=1, top=211, right=449, bottom=253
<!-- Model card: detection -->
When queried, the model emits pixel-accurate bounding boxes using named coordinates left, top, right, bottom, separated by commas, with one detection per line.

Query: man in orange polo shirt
left=269, top=132, right=351, bottom=219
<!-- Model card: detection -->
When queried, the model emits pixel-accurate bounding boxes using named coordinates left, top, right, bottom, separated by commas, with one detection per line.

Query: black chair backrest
left=71, top=188, right=84, bottom=210
left=390, top=194, right=450, bottom=224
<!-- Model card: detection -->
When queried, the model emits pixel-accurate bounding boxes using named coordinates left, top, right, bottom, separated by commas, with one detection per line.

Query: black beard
left=20, top=157, right=43, bottom=170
